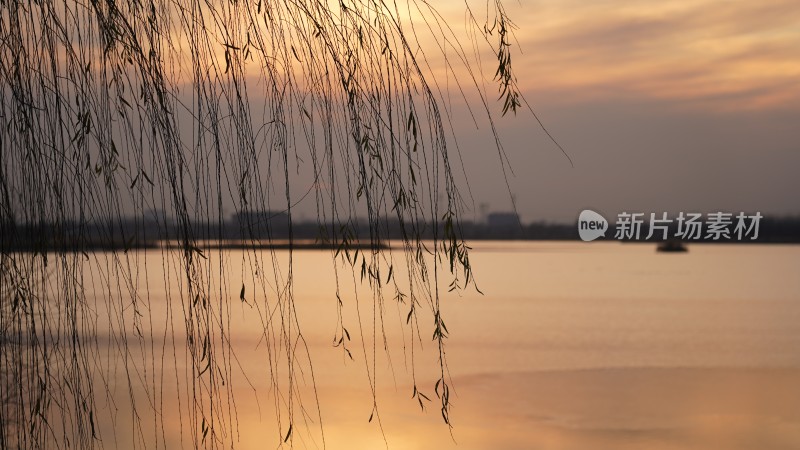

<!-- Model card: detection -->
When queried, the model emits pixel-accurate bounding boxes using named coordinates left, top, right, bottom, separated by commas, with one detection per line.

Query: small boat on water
left=657, top=239, right=688, bottom=252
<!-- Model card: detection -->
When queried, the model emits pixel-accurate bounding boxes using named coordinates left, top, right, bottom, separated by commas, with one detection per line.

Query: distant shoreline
left=3, top=215, right=799, bottom=253
left=2, top=237, right=798, bottom=254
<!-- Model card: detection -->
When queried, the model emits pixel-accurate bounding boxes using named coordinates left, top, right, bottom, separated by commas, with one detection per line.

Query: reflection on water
left=86, top=242, right=800, bottom=449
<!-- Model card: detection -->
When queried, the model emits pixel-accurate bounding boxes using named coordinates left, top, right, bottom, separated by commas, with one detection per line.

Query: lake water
left=78, top=242, right=800, bottom=449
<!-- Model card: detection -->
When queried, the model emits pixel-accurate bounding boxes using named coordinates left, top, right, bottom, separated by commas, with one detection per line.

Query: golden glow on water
left=83, top=242, right=800, bottom=449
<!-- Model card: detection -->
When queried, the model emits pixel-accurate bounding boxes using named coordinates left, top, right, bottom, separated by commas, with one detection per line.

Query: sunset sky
left=38, top=0, right=795, bottom=225
left=421, top=0, right=799, bottom=222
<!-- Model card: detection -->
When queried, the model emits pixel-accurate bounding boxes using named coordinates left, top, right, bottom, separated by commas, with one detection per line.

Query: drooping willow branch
left=0, top=0, right=525, bottom=448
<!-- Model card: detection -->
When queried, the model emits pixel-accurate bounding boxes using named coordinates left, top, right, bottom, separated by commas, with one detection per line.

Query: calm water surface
left=87, top=242, right=800, bottom=449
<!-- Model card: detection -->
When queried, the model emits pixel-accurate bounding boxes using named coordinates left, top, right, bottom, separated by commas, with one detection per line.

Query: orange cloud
left=492, top=0, right=800, bottom=111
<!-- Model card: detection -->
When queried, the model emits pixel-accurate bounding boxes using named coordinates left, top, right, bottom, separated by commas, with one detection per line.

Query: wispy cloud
left=507, top=0, right=800, bottom=110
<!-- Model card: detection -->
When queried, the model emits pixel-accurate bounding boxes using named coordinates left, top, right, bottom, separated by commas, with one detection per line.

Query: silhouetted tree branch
left=0, top=0, right=526, bottom=447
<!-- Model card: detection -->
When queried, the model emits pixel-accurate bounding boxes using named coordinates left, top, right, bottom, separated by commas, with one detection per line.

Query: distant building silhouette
left=230, top=210, right=290, bottom=238
left=486, top=212, right=519, bottom=228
